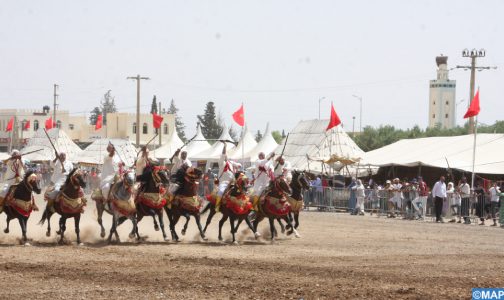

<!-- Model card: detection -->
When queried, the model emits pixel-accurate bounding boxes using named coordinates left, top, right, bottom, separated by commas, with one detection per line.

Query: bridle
left=273, top=176, right=290, bottom=196
left=69, top=169, right=83, bottom=189
left=151, top=166, right=167, bottom=186
left=23, top=173, right=39, bottom=192
left=233, top=173, right=248, bottom=194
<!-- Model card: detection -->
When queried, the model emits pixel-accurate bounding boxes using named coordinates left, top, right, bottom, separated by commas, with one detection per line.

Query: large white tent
left=79, top=138, right=138, bottom=167
left=191, top=124, right=236, bottom=161
left=153, top=130, right=184, bottom=160
left=277, top=120, right=365, bottom=174
left=228, top=125, right=257, bottom=161
left=244, top=123, right=278, bottom=162
left=185, top=124, right=211, bottom=160
left=21, top=128, right=83, bottom=163
left=361, top=134, right=504, bottom=175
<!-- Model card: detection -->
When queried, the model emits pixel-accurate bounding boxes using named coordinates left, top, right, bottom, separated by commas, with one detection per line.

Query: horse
left=164, top=167, right=207, bottom=242
left=1, top=171, right=42, bottom=245
left=215, top=171, right=256, bottom=243
left=39, top=167, right=87, bottom=245
left=92, top=170, right=140, bottom=243
left=253, top=175, right=299, bottom=241
left=134, top=166, right=170, bottom=241
left=285, top=170, right=311, bottom=231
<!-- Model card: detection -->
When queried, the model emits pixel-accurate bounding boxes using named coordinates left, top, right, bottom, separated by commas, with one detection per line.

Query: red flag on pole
left=24, top=120, right=30, bottom=130
left=464, top=89, right=481, bottom=119
left=5, top=117, right=14, bottom=132
left=95, top=114, right=103, bottom=130
left=152, top=113, right=163, bottom=129
left=326, top=102, right=342, bottom=131
left=45, top=117, right=53, bottom=129
left=232, top=104, right=245, bottom=127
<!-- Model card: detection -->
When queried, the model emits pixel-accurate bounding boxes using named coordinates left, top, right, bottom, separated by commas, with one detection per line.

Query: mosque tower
left=428, top=55, right=456, bottom=129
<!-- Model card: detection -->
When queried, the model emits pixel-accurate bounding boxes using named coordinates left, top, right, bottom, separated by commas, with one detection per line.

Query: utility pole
left=127, top=75, right=150, bottom=146
left=352, top=116, right=356, bottom=138
left=158, top=101, right=162, bottom=146
left=318, top=96, right=326, bottom=120
left=352, top=94, right=363, bottom=132
left=53, top=84, right=58, bottom=127
left=456, top=49, right=497, bottom=134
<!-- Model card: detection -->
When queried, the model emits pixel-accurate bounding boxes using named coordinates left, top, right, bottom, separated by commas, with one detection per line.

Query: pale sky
left=0, top=0, right=503, bottom=137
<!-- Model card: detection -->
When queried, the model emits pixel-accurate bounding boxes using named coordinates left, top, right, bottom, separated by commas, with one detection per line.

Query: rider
left=215, top=142, right=241, bottom=212
left=46, top=151, right=74, bottom=201
left=170, top=148, right=192, bottom=175
left=101, top=142, right=121, bottom=201
left=0, top=149, right=25, bottom=201
left=251, top=151, right=275, bottom=211
left=273, top=156, right=292, bottom=183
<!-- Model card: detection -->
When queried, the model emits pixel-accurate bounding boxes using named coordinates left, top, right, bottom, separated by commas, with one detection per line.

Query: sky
left=0, top=0, right=503, bottom=138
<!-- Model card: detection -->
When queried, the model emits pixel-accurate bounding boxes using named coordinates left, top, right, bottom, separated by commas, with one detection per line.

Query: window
left=433, top=101, right=436, bottom=105
left=34, top=120, right=39, bottom=131
left=132, top=122, right=137, bottom=134
left=56, top=120, right=62, bottom=129
left=142, top=122, right=148, bottom=134
left=432, top=114, right=435, bottom=119
left=163, top=123, right=168, bottom=135
left=445, top=114, right=449, bottom=118
left=445, top=101, right=449, bottom=105
left=69, top=124, right=74, bottom=130
left=21, top=120, right=27, bottom=131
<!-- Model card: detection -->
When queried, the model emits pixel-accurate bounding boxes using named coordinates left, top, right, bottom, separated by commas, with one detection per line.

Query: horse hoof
left=232, top=241, right=239, bottom=245
left=154, top=225, right=160, bottom=232
left=129, top=233, right=136, bottom=239
left=46, top=231, right=50, bottom=237
left=3, top=229, right=9, bottom=234
left=286, top=230, right=293, bottom=236
left=202, top=236, right=208, bottom=241
left=254, top=232, right=261, bottom=239
left=56, top=230, right=61, bottom=235
left=295, top=233, right=301, bottom=238
left=78, top=242, right=85, bottom=246
left=100, top=231, right=106, bottom=238
left=164, top=237, right=170, bottom=242
left=218, top=236, right=223, bottom=241
left=181, top=229, right=186, bottom=236
left=281, top=228, right=286, bottom=234
left=24, top=242, right=31, bottom=247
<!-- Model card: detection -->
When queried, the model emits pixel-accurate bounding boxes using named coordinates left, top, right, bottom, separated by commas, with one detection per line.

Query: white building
left=428, top=55, right=456, bottom=129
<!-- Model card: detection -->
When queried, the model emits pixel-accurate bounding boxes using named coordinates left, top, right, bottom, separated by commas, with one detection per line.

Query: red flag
left=232, top=104, right=245, bottom=127
left=326, top=102, right=342, bottom=131
left=95, top=114, right=103, bottom=130
left=152, top=113, right=163, bottom=129
left=5, top=117, right=14, bottom=132
left=464, top=89, right=481, bottom=119
left=24, top=120, right=30, bottom=130
left=45, top=117, right=53, bottom=129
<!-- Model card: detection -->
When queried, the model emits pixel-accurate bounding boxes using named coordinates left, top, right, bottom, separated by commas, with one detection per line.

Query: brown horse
left=39, top=167, right=87, bottom=245
left=164, top=167, right=207, bottom=242
left=92, top=170, right=140, bottom=243
left=253, top=175, right=299, bottom=241
left=285, top=170, right=310, bottom=231
left=1, top=171, right=42, bottom=245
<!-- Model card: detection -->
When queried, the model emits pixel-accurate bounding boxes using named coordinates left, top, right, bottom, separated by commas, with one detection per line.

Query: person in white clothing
left=100, top=143, right=121, bottom=201
left=489, top=181, right=501, bottom=226
left=432, top=176, right=447, bottom=223
left=135, top=146, right=151, bottom=178
left=0, top=149, right=25, bottom=199
left=458, top=177, right=471, bottom=224
left=46, top=152, right=74, bottom=200
left=352, top=179, right=366, bottom=215
left=251, top=151, right=274, bottom=211
left=215, top=142, right=241, bottom=212
left=273, top=156, right=292, bottom=183
left=170, top=149, right=192, bottom=175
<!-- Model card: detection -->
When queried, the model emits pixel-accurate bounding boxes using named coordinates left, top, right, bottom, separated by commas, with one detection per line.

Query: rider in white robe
left=170, top=149, right=192, bottom=175
left=215, top=143, right=241, bottom=212
left=273, top=156, right=292, bottom=183
left=47, top=152, right=74, bottom=199
left=101, top=143, right=121, bottom=201
left=0, top=150, right=25, bottom=199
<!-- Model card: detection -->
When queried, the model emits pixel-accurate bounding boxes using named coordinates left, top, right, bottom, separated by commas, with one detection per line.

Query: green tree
left=281, top=129, right=286, bottom=138
left=167, top=99, right=187, bottom=142
left=100, top=90, right=117, bottom=125
left=271, top=130, right=283, bottom=144
left=89, top=107, right=102, bottom=125
left=255, top=130, right=262, bottom=142
left=197, top=102, right=221, bottom=140
left=150, top=95, right=158, bottom=114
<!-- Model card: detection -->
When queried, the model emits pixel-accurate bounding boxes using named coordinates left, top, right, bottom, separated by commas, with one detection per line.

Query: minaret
left=428, top=55, right=456, bottom=129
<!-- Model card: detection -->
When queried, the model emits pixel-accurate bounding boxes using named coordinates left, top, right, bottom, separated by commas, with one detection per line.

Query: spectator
left=432, top=176, right=447, bottom=223
left=474, top=182, right=486, bottom=225
left=445, top=182, right=455, bottom=218
left=499, top=183, right=504, bottom=228
left=488, top=181, right=500, bottom=226
left=412, top=177, right=428, bottom=220
left=352, top=179, right=365, bottom=215
left=458, top=177, right=471, bottom=224
left=449, top=181, right=462, bottom=223
left=388, top=178, right=402, bottom=218
left=367, top=182, right=381, bottom=216
left=348, top=177, right=357, bottom=214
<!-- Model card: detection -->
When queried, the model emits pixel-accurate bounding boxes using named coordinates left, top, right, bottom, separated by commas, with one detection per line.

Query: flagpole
left=471, top=116, right=477, bottom=191
left=241, top=103, right=244, bottom=167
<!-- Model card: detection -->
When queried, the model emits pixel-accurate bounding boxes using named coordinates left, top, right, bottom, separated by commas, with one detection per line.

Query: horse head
left=24, top=170, right=42, bottom=194
left=66, top=167, right=87, bottom=190
left=272, top=175, right=292, bottom=195
left=122, top=169, right=135, bottom=192
left=152, top=166, right=170, bottom=185
left=232, top=171, right=249, bottom=194
left=184, top=167, right=203, bottom=183
left=292, top=170, right=310, bottom=191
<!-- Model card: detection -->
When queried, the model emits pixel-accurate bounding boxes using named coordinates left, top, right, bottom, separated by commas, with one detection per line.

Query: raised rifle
left=3, top=148, right=44, bottom=164
left=43, top=129, right=66, bottom=173
left=274, top=133, right=290, bottom=171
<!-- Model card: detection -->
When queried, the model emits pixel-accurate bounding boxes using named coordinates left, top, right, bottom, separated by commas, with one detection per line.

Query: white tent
left=153, top=130, right=184, bottom=160
left=191, top=124, right=236, bottom=161
left=21, top=128, right=83, bottom=163
left=276, top=120, right=365, bottom=175
left=228, top=125, right=257, bottom=161
left=185, top=124, right=211, bottom=159
left=244, top=123, right=278, bottom=162
left=79, top=138, right=138, bottom=167
left=361, top=134, right=504, bottom=175
left=0, top=152, right=9, bottom=161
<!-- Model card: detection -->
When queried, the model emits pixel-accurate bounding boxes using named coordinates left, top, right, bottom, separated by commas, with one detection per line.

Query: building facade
left=428, top=56, right=456, bottom=129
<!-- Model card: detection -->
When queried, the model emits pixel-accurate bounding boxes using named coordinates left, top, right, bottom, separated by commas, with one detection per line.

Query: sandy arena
left=0, top=193, right=503, bottom=299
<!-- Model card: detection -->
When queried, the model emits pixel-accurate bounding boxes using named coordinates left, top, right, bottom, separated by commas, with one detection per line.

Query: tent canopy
left=244, top=123, right=278, bottom=162
left=153, top=130, right=184, bottom=160
left=79, top=138, right=138, bottom=166
left=191, top=124, right=236, bottom=161
left=228, top=125, right=257, bottom=160
left=277, top=120, right=365, bottom=174
left=21, top=128, right=83, bottom=163
left=185, top=124, right=211, bottom=159
left=361, top=134, right=504, bottom=175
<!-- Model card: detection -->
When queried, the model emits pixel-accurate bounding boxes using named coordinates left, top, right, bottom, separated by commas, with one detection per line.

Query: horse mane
left=24, top=170, right=35, bottom=180
left=64, top=167, right=79, bottom=186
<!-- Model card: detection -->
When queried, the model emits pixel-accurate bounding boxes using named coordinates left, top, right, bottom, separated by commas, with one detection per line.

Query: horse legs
left=18, top=217, right=28, bottom=244
left=58, top=216, right=67, bottom=244
left=244, top=217, right=256, bottom=236
left=203, top=208, right=216, bottom=234
left=283, top=215, right=300, bottom=238
left=218, top=214, right=228, bottom=241
left=96, top=201, right=106, bottom=238
left=152, top=215, right=160, bottom=231
left=4, top=215, right=13, bottom=233
left=75, top=214, right=82, bottom=245
left=294, top=212, right=300, bottom=229
left=268, top=218, right=276, bottom=241
left=229, top=216, right=237, bottom=244
left=170, top=213, right=181, bottom=241
left=277, top=218, right=286, bottom=233
left=157, top=210, right=169, bottom=241
left=181, top=215, right=190, bottom=236
left=194, top=214, right=208, bottom=241
left=107, top=215, right=118, bottom=243
left=130, top=216, right=140, bottom=240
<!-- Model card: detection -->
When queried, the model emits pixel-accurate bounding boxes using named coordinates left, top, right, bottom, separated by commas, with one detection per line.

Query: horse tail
left=38, top=207, right=48, bottom=225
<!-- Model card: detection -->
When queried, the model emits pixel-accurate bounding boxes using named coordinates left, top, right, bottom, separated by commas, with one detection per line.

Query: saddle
left=172, top=195, right=201, bottom=214
left=222, top=193, right=252, bottom=215
left=286, top=195, right=304, bottom=212
left=57, top=191, right=87, bottom=214
left=261, top=194, right=291, bottom=217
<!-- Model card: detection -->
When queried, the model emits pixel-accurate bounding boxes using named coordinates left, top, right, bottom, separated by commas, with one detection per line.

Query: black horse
left=2, top=171, right=42, bottom=245
left=164, top=167, right=207, bottom=242
left=285, top=170, right=311, bottom=231
left=39, top=167, right=87, bottom=245
left=133, top=166, right=170, bottom=241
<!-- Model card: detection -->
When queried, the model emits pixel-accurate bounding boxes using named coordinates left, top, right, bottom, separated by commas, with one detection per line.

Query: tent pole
left=471, top=117, right=478, bottom=191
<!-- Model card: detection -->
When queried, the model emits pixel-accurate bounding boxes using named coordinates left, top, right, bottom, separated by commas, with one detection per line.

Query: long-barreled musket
left=192, top=139, right=238, bottom=146
left=43, top=129, right=66, bottom=173
left=136, top=133, right=159, bottom=156
left=3, top=148, right=45, bottom=164
left=274, top=133, right=290, bottom=171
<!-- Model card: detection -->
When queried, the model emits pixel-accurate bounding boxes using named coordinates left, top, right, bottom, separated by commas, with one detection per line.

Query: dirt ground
left=0, top=193, right=503, bottom=300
